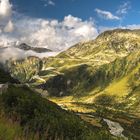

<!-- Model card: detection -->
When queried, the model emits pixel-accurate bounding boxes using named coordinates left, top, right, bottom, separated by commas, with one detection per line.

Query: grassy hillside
left=0, top=84, right=117, bottom=140
left=30, top=29, right=140, bottom=117
left=0, top=67, right=117, bottom=140
left=0, top=67, right=19, bottom=83
left=1, top=29, right=140, bottom=139
left=5, top=29, right=140, bottom=115
left=6, top=56, right=42, bottom=83
left=58, top=29, right=140, bottom=61
left=0, top=116, right=26, bottom=140
left=6, top=29, right=140, bottom=84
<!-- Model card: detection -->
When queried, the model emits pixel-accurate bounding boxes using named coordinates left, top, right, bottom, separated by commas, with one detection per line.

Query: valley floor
left=49, top=96, right=140, bottom=140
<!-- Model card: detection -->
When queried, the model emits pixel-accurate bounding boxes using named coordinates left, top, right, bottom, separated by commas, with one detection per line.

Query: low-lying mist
left=0, top=47, right=59, bottom=64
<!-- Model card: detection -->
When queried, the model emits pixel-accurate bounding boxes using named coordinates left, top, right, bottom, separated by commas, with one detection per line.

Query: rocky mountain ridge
left=16, top=43, right=52, bottom=53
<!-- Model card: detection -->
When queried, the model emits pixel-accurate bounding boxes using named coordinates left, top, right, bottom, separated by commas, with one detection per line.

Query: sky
left=11, top=0, right=140, bottom=27
left=0, top=0, right=140, bottom=53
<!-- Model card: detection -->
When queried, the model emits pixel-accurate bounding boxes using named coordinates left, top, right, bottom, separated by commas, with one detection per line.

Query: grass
left=0, top=67, right=18, bottom=83
left=2, top=29, right=140, bottom=139
left=0, top=116, right=24, bottom=140
left=104, top=77, right=130, bottom=97
left=0, top=84, right=118, bottom=140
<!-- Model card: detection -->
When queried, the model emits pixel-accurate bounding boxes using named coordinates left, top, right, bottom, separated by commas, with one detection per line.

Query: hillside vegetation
left=2, top=28, right=140, bottom=139
left=0, top=67, right=117, bottom=140
left=5, top=29, right=140, bottom=115
left=0, top=84, right=118, bottom=140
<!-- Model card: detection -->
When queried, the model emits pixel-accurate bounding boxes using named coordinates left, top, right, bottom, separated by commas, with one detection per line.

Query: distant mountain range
left=17, top=43, right=52, bottom=53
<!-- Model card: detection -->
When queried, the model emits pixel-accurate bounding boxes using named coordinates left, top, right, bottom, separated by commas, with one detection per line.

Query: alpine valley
left=1, top=29, right=140, bottom=140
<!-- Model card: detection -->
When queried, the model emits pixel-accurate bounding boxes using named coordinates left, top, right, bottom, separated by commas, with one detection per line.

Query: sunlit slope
left=5, top=29, right=140, bottom=114
left=41, top=50, right=140, bottom=92
left=0, top=66, right=18, bottom=83
left=58, top=29, right=140, bottom=62
left=0, top=84, right=116, bottom=140
left=6, top=56, right=42, bottom=83
left=6, top=29, right=140, bottom=83
left=0, top=63, right=116, bottom=140
left=39, top=30, right=140, bottom=113
left=40, top=49, right=140, bottom=114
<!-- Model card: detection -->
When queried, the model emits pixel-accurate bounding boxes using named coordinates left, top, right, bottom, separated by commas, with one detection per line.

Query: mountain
left=6, top=29, right=140, bottom=98
left=0, top=64, right=116, bottom=140
left=40, top=29, right=140, bottom=114
left=58, top=29, right=140, bottom=64
left=4, top=29, right=140, bottom=139
left=17, top=43, right=52, bottom=53
left=0, top=65, right=19, bottom=84
left=5, top=56, right=42, bottom=83
left=5, top=29, right=140, bottom=112
left=0, top=85, right=103, bottom=140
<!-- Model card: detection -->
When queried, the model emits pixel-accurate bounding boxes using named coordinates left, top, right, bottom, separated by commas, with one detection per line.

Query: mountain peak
left=17, top=43, right=52, bottom=53
left=58, top=28, right=140, bottom=65
left=97, top=29, right=132, bottom=39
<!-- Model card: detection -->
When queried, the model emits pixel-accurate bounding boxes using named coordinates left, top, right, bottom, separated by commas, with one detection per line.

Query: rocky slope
left=58, top=29, right=140, bottom=64
left=17, top=43, right=52, bottom=53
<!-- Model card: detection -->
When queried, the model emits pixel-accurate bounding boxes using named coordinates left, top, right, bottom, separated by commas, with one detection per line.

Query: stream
left=58, top=104, right=137, bottom=139
left=76, top=113, right=130, bottom=139
left=103, top=118, right=128, bottom=139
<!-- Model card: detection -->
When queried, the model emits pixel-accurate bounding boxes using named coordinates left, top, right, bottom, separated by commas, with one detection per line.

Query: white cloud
left=0, top=14, right=98, bottom=51
left=0, top=47, right=26, bottom=63
left=4, top=20, right=14, bottom=32
left=74, top=24, right=96, bottom=39
left=43, top=0, right=55, bottom=7
left=95, top=8, right=120, bottom=20
left=95, top=2, right=131, bottom=22
left=0, top=0, right=12, bottom=20
left=0, top=11, right=98, bottom=62
left=125, top=24, right=140, bottom=30
left=99, top=24, right=140, bottom=33
left=116, top=1, right=131, bottom=15
left=0, top=0, right=13, bottom=33
left=0, top=46, right=59, bottom=63
left=48, top=0, right=55, bottom=6
left=63, top=15, right=82, bottom=28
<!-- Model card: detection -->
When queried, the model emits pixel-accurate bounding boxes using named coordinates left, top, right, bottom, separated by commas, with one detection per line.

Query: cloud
left=0, top=14, right=98, bottom=51
left=0, top=46, right=59, bottom=63
left=95, top=8, right=120, bottom=20
left=116, top=1, right=131, bottom=15
left=95, top=2, right=131, bottom=21
left=0, top=47, right=26, bottom=63
left=0, top=0, right=13, bottom=33
left=63, top=15, right=82, bottom=28
left=0, top=13, right=98, bottom=62
left=125, top=24, right=140, bottom=30
left=0, top=0, right=12, bottom=19
left=99, top=24, right=140, bottom=33
left=4, top=20, right=14, bottom=32
left=42, top=0, right=55, bottom=7
left=48, top=0, right=55, bottom=6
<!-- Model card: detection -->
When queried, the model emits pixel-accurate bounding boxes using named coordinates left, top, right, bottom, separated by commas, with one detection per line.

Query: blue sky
left=11, top=0, right=140, bottom=27
left=0, top=0, right=140, bottom=53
